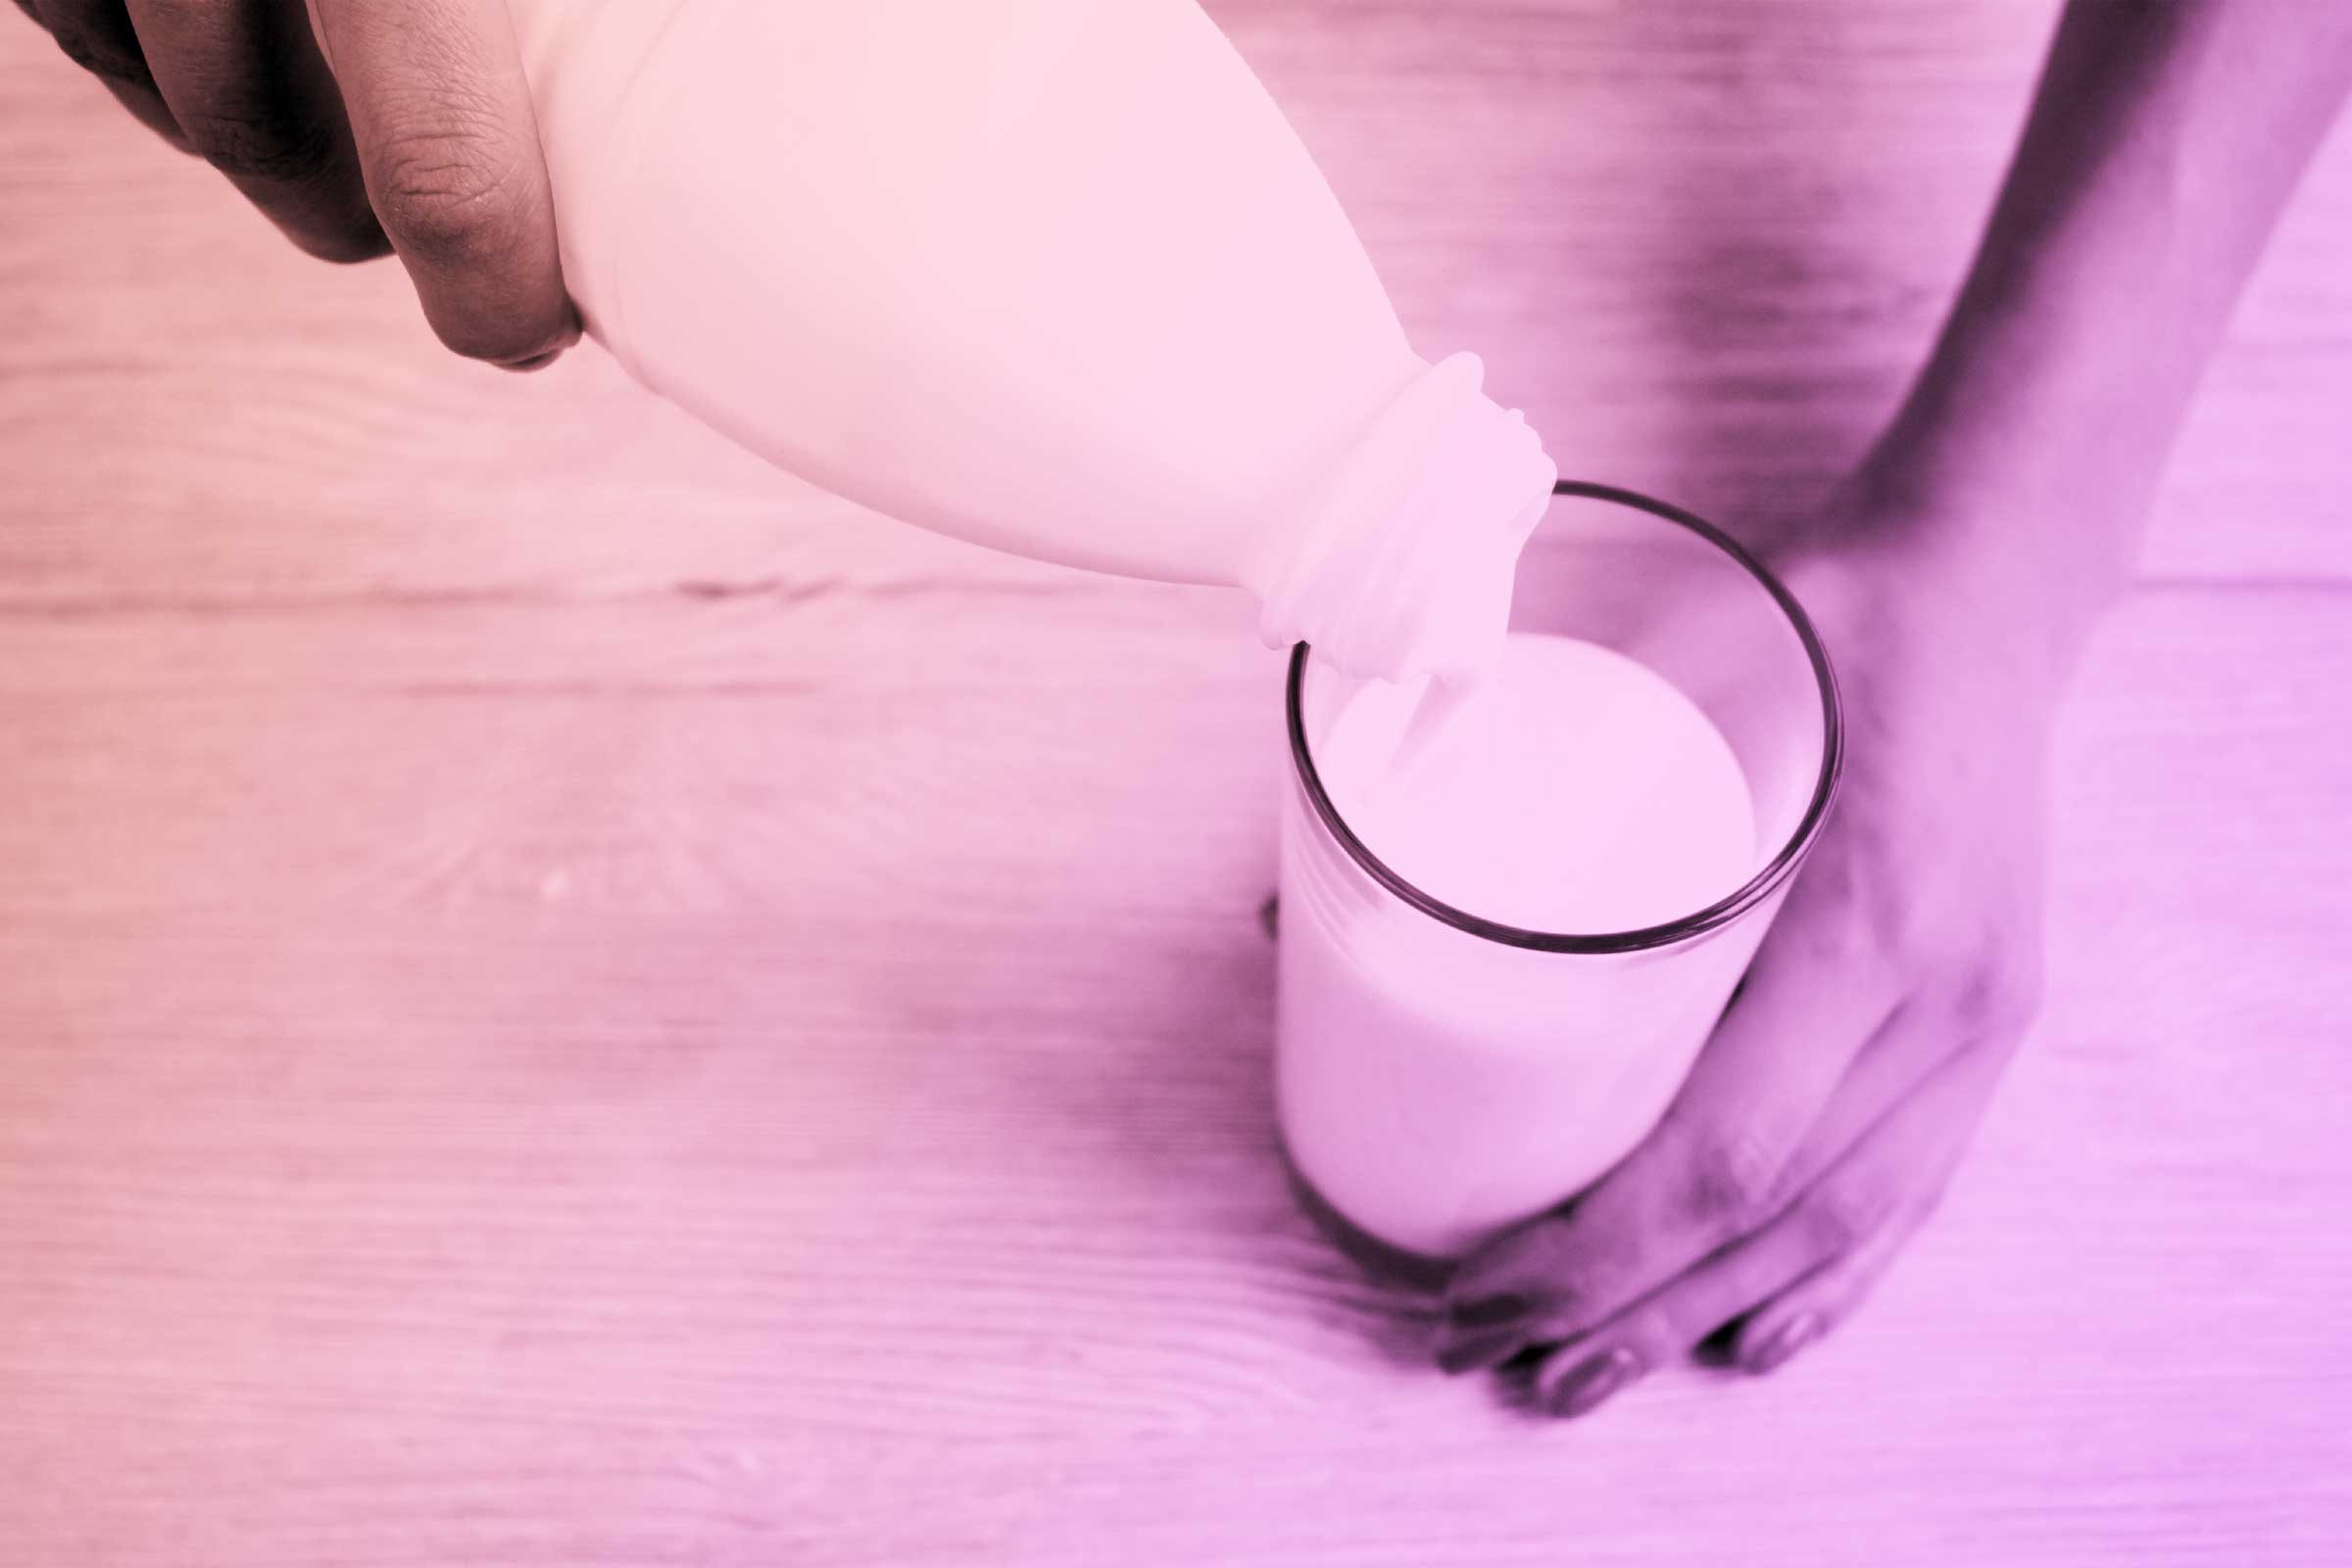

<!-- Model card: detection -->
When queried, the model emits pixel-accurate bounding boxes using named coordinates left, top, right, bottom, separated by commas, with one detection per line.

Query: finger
left=1715, top=951, right=2040, bottom=1225
left=1729, top=1037, right=2010, bottom=1375
left=1435, top=989, right=1956, bottom=1374
left=1437, top=908, right=1902, bottom=1364
left=30, top=0, right=191, bottom=151
left=1518, top=1185, right=1846, bottom=1418
left=1735, top=994, right=1953, bottom=1200
left=1529, top=1035, right=2010, bottom=1416
left=311, top=0, right=576, bottom=366
left=33, top=0, right=148, bottom=88
left=1732, top=1226, right=1905, bottom=1376
left=123, top=0, right=387, bottom=263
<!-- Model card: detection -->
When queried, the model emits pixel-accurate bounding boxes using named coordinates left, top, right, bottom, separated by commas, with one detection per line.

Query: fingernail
left=1435, top=1328, right=1523, bottom=1376
left=1743, top=1312, right=1822, bottom=1376
left=1544, top=1347, right=1640, bottom=1419
left=498, top=349, right=564, bottom=373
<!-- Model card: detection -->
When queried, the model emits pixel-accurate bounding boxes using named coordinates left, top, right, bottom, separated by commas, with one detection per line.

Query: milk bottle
left=316, top=0, right=1560, bottom=681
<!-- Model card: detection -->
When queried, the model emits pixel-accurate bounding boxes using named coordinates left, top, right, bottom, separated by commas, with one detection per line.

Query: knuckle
left=1947, top=947, right=2046, bottom=1038
left=368, top=120, right=564, bottom=362
left=1788, top=883, right=1924, bottom=994
left=1671, top=1126, right=1788, bottom=1234
left=1802, top=1181, right=1896, bottom=1254
left=1870, top=895, right=1949, bottom=977
left=1800, top=1197, right=1860, bottom=1254
left=51, top=26, right=154, bottom=88
left=181, top=106, right=342, bottom=186
left=371, top=124, right=529, bottom=267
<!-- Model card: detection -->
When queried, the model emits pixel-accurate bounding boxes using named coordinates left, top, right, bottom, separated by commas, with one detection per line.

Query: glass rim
left=1284, top=479, right=1845, bottom=955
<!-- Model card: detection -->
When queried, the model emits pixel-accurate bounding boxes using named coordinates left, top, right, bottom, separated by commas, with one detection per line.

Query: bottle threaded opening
left=1250, top=352, right=1556, bottom=682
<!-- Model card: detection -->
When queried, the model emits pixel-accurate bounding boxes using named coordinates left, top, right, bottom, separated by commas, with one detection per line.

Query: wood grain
left=2, top=3, right=2349, bottom=1564
left=0, top=576, right=2346, bottom=1568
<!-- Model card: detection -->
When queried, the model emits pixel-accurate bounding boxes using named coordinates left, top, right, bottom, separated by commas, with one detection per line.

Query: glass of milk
left=1275, top=481, right=1843, bottom=1270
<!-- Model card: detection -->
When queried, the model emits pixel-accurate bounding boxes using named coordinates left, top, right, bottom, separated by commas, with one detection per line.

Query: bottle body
left=509, top=0, right=1555, bottom=677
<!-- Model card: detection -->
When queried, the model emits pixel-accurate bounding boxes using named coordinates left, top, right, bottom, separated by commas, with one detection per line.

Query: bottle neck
left=1247, top=352, right=1556, bottom=682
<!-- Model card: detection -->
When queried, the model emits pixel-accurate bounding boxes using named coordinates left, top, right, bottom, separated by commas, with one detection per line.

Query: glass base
left=1275, top=1135, right=1458, bottom=1296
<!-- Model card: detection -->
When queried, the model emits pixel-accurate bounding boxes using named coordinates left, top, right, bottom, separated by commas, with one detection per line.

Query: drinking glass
left=1276, top=481, right=1843, bottom=1268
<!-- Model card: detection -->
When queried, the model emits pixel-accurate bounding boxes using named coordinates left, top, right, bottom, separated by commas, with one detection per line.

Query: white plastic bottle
left=330, top=0, right=1559, bottom=681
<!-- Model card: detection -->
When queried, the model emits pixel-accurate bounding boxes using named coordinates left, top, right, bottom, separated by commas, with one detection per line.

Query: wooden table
left=4, top=4, right=2348, bottom=1563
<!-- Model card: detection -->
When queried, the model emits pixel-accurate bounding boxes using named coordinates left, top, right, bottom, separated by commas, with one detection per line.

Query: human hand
left=1430, top=476, right=2068, bottom=1416
left=12, top=0, right=575, bottom=368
